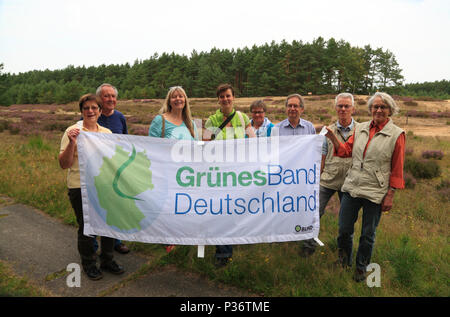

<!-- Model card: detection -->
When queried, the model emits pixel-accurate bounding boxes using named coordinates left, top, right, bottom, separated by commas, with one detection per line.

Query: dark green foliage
left=394, top=80, right=450, bottom=100
left=404, top=156, right=441, bottom=179
left=0, top=38, right=407, bottom=105
left=386, top=235, right=421, bottom=288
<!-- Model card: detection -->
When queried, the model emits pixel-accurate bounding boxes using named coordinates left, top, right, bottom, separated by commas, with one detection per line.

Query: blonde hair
left=160, top=86, right=195, bottom=138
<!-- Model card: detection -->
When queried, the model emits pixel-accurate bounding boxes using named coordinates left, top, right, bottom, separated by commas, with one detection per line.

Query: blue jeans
left=215, top=245, right=233, bottom=259
left=337, top=192, right=382, bottom=270
left=319, top=185, right=344, bottom=218
left=302, top=186, right=343, bottom=251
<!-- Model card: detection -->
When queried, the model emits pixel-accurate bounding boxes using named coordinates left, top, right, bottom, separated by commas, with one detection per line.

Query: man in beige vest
left=301, top=93, right=358, bottom=257
left=325, top=92, right=405, bottom=282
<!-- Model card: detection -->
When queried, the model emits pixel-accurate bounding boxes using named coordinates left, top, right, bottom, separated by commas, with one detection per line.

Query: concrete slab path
left=0, top=203, right=250, bottom=297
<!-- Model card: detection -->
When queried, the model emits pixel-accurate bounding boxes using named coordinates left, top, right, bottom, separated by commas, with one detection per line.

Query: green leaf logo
left=94, top=144, right=154, bottom=231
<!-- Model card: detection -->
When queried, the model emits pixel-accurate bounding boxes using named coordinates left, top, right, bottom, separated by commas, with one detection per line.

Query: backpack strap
left=160, top=114, right=165, bottom=138
left=211, top=111, right=236, bottom=140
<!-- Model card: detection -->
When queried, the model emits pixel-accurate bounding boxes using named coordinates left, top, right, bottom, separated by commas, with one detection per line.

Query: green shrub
left=404, top=157, right=441, bottom=179
left=386, top=235, right=421, bottom=288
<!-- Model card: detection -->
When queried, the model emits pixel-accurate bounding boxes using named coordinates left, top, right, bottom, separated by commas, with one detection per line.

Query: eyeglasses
left=82, top=106, right=99, bottom=111
left=252, top=111, right=265, bottom=114
left=336, top=104, right=352, bottom=109
left=287, top=104, right=301, bottom=109
left=372, top=105, right=389, bottom=111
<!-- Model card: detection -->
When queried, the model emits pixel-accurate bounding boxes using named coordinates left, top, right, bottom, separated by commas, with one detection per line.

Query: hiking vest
left=341, top=119, right=404, bottom=204
left=320, top=121, right=358, bottom=191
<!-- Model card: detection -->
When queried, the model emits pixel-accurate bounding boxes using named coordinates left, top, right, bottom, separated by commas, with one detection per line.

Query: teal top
left=205, top=108, right=250, bottom=140
left=149, top=115, right=199, bottom=140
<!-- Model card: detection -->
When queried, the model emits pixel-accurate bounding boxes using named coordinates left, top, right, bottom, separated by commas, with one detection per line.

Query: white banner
left=78, top=132, right=323, bottom=245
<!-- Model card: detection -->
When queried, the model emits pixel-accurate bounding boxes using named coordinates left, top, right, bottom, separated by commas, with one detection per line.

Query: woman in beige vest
left=324, top=92, right=405, bottom=282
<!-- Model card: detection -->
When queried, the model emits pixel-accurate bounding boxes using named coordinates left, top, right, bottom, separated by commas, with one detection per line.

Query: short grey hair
left=285, top=93, right=305, bottom=108
left=367, top=92, right=399, bottom=116
left=335, top=93, right=354, bottom=106
left=250, top=100, right=267, bottom=112
left=96, top=83, right=118, bottom=97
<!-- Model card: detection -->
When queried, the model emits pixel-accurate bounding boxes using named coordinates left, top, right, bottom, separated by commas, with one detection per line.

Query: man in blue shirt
left=96, top=83, right=130, bottom=254
left=97, top=83, right=128, bottom=135
left=273, top=94, right=316, bottom=136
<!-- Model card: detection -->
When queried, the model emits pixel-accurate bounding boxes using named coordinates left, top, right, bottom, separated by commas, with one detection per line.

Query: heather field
left=0, top=95, right=449, bottom=296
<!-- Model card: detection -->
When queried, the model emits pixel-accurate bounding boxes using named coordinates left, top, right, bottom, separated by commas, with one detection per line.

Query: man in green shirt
left=204, top=84, right=255, bottom=140
left=204, top=84, right=255, bottom=267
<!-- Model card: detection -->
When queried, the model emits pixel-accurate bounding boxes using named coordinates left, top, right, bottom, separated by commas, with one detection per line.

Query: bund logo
left=295, top=225, right=313, bottom=233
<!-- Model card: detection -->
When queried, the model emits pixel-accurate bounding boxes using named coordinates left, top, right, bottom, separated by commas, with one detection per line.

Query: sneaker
left=215, top=257, right=231, bottom=268
left=114, top=243, right=130, bottom=254
left=100, top=260, right=125, bottom=275
left=353, top=268, right=366, bottom=282
left=84, top=265, right=103, bottom=280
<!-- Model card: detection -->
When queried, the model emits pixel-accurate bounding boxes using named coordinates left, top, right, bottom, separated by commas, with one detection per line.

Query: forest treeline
left=0, top=37, right=449, bottom=106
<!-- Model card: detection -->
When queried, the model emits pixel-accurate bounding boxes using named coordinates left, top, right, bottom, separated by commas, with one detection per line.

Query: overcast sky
left=1, top=0, right=449, bottom=84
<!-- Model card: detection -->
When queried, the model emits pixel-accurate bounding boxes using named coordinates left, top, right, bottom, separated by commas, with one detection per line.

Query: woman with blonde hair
left=148, top=86, right=198, bottom=253
left=149, top=86, right=198, bottom=140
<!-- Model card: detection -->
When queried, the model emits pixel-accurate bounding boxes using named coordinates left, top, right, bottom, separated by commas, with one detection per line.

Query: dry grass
left=0, top=95, right=448, bottom=296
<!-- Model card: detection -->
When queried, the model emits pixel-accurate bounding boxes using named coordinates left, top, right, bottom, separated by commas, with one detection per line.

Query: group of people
left=59, top=82, right=405, bottom=283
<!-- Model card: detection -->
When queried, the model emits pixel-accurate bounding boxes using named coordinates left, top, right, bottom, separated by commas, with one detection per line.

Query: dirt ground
left=237, top=95, right=450, bottom=138
left=3, top=95, right=449, bottom=138
left=397, top=117, right=450, bottom=137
